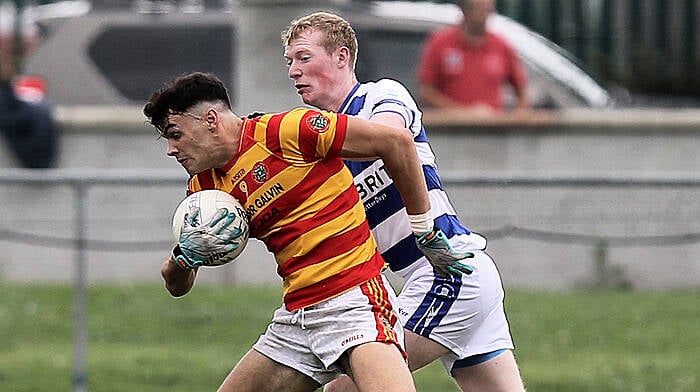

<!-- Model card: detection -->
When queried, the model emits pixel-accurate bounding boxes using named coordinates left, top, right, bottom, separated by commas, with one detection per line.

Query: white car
left=23, top=0, right=614, bottom=108
left=354, top=1, right=613, bottom=108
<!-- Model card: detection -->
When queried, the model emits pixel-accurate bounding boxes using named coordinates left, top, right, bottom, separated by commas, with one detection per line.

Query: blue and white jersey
left=340, top=79, right=486, bottom=278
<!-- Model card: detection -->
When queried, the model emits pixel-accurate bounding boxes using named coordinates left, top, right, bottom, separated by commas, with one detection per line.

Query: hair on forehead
left=282, top=11, right=358, bottom=66
left=143, top=72, right=231, bottom=133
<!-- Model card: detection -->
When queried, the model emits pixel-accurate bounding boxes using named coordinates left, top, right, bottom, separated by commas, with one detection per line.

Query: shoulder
left=370, top=79, right=411, bottom=97
left=362, top=79, right=419, bottom=112
left=427, top=25, right=461, bottom=43
left=247, top=108, right=340, bottom=140
left=430, top=25, right=461, bottom=39
left=266, top=107, right=339, bottom=124
left=485, top=31, right=517, bottom=51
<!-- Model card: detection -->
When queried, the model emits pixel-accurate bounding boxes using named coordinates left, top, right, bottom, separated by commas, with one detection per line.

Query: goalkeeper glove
left=173, top=207, right=245, bottom=270
left=415, top=227, right=475, bottom=277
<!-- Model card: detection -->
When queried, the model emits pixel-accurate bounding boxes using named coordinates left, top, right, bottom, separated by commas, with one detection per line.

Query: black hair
left=143, top=72, right=231, bottom=133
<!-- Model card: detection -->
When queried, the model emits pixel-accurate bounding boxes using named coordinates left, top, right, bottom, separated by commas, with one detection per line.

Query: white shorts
left=395, top=247, right=514, bottom=372
left=252, top=274, right=406, bottom=385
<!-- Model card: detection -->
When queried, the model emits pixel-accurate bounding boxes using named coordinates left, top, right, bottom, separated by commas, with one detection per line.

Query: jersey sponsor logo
left=254, top=182, right=284, bottom=209
left=245, top=182, right=285, bottom=220
left=364, top=193, right=387, bottom=213
left=306, top=113, right=330, bottom=132
left=252, top=162, right=268, bottom=183
left=250, top=207, right=281, bottom=232
left=354, top=162, right=392, bottom=201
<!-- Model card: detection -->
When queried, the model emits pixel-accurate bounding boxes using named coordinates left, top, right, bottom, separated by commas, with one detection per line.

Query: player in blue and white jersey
left=282, top=12, right=526, bottom=392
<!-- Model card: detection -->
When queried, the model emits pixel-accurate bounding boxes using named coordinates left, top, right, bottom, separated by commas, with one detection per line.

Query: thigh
left=344, top=341, right=416, bottom=392
left=403, top=329, right=450, bottom=371
left=451, top=350, right=525, bottom=392
left=217, top=349, right=320, bottom=392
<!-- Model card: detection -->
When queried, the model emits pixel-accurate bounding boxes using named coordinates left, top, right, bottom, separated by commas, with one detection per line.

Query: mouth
left=295, top=84, right=310, bottom=94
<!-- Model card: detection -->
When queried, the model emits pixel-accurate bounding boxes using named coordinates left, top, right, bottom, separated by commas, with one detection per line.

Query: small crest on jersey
left=252, top=162, right=268, bottom=183
left=306, top=113, right=330, bottom=132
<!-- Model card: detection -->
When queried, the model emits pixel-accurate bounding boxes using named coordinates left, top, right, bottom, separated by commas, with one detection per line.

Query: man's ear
left=337, top=46, right=350, bottom=67
left=205, top=107, right=217, bottom=130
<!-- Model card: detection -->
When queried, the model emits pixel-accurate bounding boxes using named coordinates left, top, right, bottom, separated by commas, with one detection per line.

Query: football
left=172, top=189, right=249, bottom=266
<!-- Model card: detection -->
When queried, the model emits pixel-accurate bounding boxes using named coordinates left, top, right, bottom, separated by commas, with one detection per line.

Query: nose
left=166, top=140, right=178, bottom=157
left=288, top=60, right=301, bottom=79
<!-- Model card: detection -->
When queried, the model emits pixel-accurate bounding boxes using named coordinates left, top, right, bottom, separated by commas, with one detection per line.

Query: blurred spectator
left=0, top=0, right=59, bottom=168
left=417, top=0, right=529, bottom=114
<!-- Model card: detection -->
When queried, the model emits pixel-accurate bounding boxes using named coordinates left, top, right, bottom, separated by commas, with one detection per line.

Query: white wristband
left=408, top=211, right=434, bottom=234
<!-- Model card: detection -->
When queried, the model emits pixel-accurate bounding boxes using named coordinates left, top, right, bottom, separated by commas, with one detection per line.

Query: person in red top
left=143, top=72, right=472, bottom=392
left=417, top=0, right=530, bottom=113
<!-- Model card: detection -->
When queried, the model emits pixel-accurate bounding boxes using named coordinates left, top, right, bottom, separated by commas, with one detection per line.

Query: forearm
left=515, top=88, right=530, bottom=111
left=161, top=255, right=197, bottom=297
left=379, top=132, right=430, bottom=215
left=367, top=114, right=430, bottom=215
left=342, top=117, right=430, bottom=215
left=419, top=84, right=460, bottom=108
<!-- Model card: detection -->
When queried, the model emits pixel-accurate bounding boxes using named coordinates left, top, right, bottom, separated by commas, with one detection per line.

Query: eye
left=168, top=131, right=182, bottom=141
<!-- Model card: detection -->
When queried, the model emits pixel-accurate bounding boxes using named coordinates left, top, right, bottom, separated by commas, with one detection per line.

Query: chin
left=299, top=93, right=315, bottom=105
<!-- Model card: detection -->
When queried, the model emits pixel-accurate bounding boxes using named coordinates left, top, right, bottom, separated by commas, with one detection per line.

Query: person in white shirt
left=282, top=12, right=526, bottom=392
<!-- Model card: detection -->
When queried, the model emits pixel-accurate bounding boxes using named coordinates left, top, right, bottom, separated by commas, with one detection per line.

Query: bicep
left=370, top=111, right=406, bottom=130
left=340, top=116, right=403, bottom=160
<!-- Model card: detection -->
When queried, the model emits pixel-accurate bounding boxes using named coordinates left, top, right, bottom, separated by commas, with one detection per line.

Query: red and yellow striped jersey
left=186, top=108, right=385, bottom=310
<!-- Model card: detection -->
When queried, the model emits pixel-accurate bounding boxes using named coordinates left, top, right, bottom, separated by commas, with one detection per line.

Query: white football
left=172, top=189, right=249, bottom=266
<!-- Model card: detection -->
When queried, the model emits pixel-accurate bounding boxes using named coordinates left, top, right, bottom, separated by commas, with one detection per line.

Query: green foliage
left=1, top=283, right=698, bottom=392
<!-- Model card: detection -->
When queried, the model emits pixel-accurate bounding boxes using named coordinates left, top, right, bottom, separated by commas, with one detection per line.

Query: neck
left=326, top=75, right=359, bottom=112
left=216, top=114, right=243, bottom=167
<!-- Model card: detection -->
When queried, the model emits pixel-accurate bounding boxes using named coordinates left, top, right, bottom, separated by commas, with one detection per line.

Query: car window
left=355, top=28, right=426, bottom=98
left=88, top=25, right=235, bottom=104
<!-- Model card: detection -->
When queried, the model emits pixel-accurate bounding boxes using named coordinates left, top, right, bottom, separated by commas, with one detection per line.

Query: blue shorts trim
left=451, top=349, right=507, bottom=371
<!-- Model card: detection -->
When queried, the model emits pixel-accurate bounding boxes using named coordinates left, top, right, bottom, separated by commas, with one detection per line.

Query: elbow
left=166, top=284, right=190, bottom=298
left=161, top=258, right=194, bottom=297
left=394, top=128, right=415, bottom=149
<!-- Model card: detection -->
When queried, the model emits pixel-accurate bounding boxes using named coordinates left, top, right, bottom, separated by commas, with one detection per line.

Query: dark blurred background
left=494, top=0, right=700, bottom=107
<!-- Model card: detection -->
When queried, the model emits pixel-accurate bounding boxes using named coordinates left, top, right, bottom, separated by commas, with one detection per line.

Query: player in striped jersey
left=144, top=72, right=470, bottom=392
left=282, top=12, right=526, bottom=392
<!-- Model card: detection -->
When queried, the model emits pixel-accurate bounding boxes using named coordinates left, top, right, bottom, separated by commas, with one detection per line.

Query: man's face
left=463, top=0, right=495, bottom=32
left=284, top=29, right=343, bottom=110
left=162, top=111, right=219, bottom=175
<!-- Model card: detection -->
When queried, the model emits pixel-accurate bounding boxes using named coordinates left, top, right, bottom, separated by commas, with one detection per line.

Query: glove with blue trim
left=172, top=207, right=244, bottom=270
left=415, top=227, right=475, bottom=277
